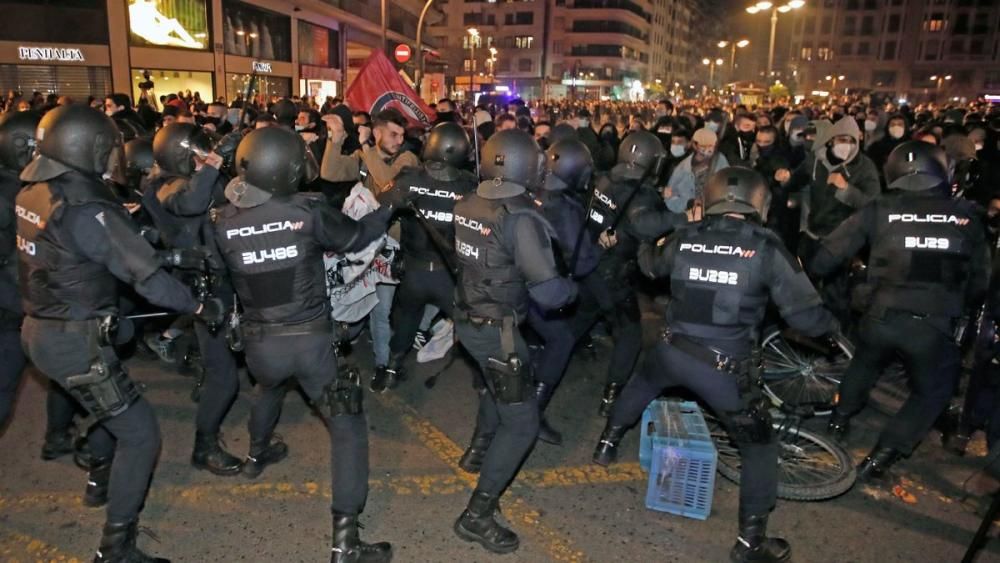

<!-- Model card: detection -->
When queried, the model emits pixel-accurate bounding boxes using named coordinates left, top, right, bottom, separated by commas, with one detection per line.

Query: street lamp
left=717, top=38, right=750, bottom=80
left=467, top=28, right=478, bottom=102
left=825, top=74, right=845, bottom=92
left=703, top=57, right=724, bottom=89
left=746, top=1, right=804, bottom=82
left=929, top=74, right=952, bottom=101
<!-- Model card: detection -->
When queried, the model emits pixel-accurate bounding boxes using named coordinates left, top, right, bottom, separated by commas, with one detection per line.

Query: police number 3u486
left=242, top=245, right=299, bottom=265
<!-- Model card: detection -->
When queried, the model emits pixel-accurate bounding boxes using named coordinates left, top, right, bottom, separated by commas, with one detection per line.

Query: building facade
left=0, top=0, right=429, bottom=104
left=787, top=0, right=1000, bottom=101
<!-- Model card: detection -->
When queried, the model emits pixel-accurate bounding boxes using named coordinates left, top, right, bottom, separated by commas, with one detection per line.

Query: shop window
left=131, top=69, right=214, bottom=105
left=298, top=21, right=339, bottom=68
left=128, top=0, right=209, bottom=50
left=223, top=0, right=292, bottom=61
left=0, top=0, right=109, bottom=44
left=226, top=73, right=290, bottom=103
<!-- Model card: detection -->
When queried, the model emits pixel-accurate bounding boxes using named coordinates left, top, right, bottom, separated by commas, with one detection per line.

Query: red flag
left=345, top=50, right=436, bottom=128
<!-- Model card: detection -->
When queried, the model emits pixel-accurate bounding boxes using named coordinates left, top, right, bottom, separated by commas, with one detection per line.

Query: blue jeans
left=371, top=283, right=396, bottom=367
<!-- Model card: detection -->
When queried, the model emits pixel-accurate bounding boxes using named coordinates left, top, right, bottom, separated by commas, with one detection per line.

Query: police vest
left=214, top=195, right=327, bottom=324
left=0, top=172, right=21, bottom=319
left=666, top=219, right=772, bottom=339
left=15, top=178, right=118, bottom=320
left=867, top=194, right=978, bottom=318
left=394, top=167, right=476, bottom=264
left=454, top=192, right=535, bottom=319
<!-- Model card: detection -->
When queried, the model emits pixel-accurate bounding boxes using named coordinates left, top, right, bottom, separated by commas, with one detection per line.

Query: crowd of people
left=2, top=84, right=1000, bottom=563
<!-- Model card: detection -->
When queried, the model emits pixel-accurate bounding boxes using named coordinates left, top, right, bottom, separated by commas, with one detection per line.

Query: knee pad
left=723, top=401, right=773, bottom=445
left=319, top=367, right=364, bottom=418
left=63, top=361, right=141, bottom=420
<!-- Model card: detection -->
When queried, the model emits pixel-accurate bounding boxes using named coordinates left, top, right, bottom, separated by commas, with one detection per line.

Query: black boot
left=74, top=433, right=97, bottom=470
left=825, top=411, right=851, bottom=443
left=592, top=424, right=628, bottom=467
left=458, top=431, right=494, bottom=474
left=330, top=513, right=392, bottom=563
left=453, top=490, right=519, bottom=554
left=84, top=458, right=113, bottom=508
left=94, top=520, right=169, bottom=563
left=41, top=429, right=75, bottom=460
left=857, top=445, right=901, bottom=483
left=241, top=437, right=289, bottom=479
left=598, top=383, right=623, bottom=418
left=535, top=381, right=562, bottom=446
left=729, top=512, right=791, bottom=563
left=191, top=433, right=243, bottom=476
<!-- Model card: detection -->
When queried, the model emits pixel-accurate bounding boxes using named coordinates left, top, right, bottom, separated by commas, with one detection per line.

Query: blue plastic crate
left=639, top=400, right=718, bottom=521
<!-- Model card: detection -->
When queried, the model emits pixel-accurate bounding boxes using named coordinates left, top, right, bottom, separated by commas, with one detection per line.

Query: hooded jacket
left=784, top=117, right=880, bottom=238
left=865, top=113, right=909, bottom=184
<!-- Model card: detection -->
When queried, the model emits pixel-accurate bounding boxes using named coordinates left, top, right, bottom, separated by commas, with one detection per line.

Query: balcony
left=569, top=0, right=651, bottom=23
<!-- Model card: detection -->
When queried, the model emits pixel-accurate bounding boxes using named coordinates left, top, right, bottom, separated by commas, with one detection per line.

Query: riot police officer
left=212, top=127, right=393, bottom=562
left=593, top=167, right=837, bottom=563
left=452, top=129, right=577, bottom=554
left=526, top=138, right=600, bottom=445
left=372, top=122, right=477, bottom=391
left=573, top=130, right=685, bottom=417
left=16, top=104, right=220, bottom=562
left=814, top=141, right=991, bottom=481
left=0, top=110, right=36, bottom=429
left=142, top=122, right=243, bottom=475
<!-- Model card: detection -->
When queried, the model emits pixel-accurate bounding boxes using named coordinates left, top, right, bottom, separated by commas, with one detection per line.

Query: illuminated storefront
left=127, top=0, right=215, bottom=102
left=131, top=68, right=215, bottom=105
left=298, top=20, right=341, bottom=103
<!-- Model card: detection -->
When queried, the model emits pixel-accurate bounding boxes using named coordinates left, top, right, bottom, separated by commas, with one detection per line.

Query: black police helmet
left=236, top=127, right=307, bottom=196
left=21, top=105, right=121, bottom=180
left=124, top=138, right=154, bottom=184
left=545, top=138, right=593, bottom=191
left=703, top=166, right=771, bottom=222
left=480, top=129, right=543, bottom=188
left=617, top=130, right=666, bottom=180
left=884, top=141, right=949, bottom=192
left=0, top=110, right=40, bottom=172
left=270, top=98, right=298, bottom=128
left=422, top=122, right=470, bottom=168
left=153, top=123, right=212, bottom=177
left=549, top=123, right=578, bottom=144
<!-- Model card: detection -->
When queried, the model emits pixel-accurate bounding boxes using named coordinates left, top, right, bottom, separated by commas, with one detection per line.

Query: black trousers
left=837, top=310, right=958, bottom=454
left=526, top=305, right=576, bottom=388
left=243, top=330, right=369, bottom=515
left=570, top=272, right=642, bottom=387
left=22, top=317, right=161, bottom=524
left=610, top=340, right=778, bottom=516
left=388, top=267, right=455, bottom=362
left=455, top=320, right=539, bottom=497
left=193, top=321, right=239, bottom=437
left=0, top=327, right=26, bottom=429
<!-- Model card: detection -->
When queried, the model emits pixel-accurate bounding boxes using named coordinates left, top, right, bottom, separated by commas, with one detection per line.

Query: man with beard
left=321, top=108, right=420, bottom=195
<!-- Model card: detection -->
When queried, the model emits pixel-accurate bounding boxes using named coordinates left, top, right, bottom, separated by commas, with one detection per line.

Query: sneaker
left=417, top=319, right=454, bottom=363
left=143, top=332, right=178, bottom=364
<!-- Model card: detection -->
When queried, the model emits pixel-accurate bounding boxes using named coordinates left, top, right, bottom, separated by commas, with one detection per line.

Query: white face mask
left=706, top=121, right=720, bottom=133
left=294, top=124, right=308, bottom=131
left=888, top=125, right=905, bottom=139
left=864, top=120, right=877, bottom=132
left=975, top=142, right=984, bottom=152
left=670, top=144, right=686, bottom=157
left=577, top=118, right=589, bottom=128
left=832, top=142, right=853, bottom=161
left=105, top=108, right=116, bottom=117
left=657, top=127, right=672, bottom=134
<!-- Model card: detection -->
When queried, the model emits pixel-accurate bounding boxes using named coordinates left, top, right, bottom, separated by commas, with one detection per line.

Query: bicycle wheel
left=709, top=416, right=857, bottom=501
left=760, top=327, right=849, bottom=416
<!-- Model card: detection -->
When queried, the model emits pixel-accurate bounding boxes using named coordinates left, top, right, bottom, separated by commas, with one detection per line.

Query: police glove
left=196, top=297, right=226, bottom=326
left=214, top=131, right=243, bottom=172
left=159, top=248, right=207, bottom=270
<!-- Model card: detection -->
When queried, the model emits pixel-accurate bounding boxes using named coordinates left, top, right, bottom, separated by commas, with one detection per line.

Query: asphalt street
left=1, top=316, right=998, bottom=563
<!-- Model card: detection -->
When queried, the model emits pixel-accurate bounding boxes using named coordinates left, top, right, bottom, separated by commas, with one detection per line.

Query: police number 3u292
left=242, top=245, right=299, bottom=265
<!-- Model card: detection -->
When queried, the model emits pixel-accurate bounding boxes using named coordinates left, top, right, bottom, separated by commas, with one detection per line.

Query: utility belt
left=242, top=316, right=333, bottom=340
left=27, top=315, right=140, bottom=420
left=662, top=326, right=771, bottom=444
left=405, top=255, right=446, bottom=272
left=456, top=309, right=531, bottom=405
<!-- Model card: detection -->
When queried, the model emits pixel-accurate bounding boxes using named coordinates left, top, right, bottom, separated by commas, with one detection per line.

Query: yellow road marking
left=379, top=393, right=591, bottom=563
left=0, top=462, right=645, bottom=514
left=0, top=531, right=83, bottom=562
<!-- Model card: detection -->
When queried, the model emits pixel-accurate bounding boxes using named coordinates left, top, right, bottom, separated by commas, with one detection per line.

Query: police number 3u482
left=242, top=245, right=299, bottom=265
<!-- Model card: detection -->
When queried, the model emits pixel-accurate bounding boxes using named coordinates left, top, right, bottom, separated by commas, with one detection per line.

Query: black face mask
left=202, top=116, right=220, bottom=126
left=537, top=136, right=550, bottom=151
left=832, top=112, right=844, bottom=122
left=739, top=130, right=756, bottom=142
left=437, top=111, right=455, bottom=123
left=757, top=144, right=774, bottom=157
